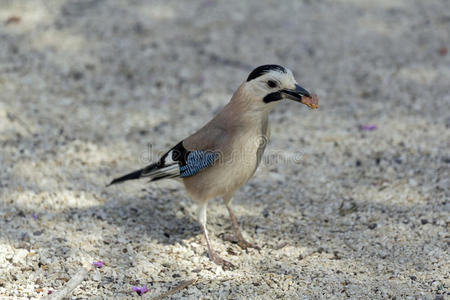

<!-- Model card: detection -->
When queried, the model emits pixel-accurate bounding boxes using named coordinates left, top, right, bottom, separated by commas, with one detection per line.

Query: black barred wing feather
left=179, top=150, right=218, bottom=177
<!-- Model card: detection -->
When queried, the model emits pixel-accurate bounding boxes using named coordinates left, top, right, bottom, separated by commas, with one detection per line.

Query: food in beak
left=300, top=93, right=319, bottom=109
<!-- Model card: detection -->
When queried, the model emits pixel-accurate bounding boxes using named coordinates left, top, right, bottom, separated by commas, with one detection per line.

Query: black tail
left=108, top=162, right=159, bottom=186
left=108, top=169, right=143, bottom=186
left=108, top=144, right=185, bottom=187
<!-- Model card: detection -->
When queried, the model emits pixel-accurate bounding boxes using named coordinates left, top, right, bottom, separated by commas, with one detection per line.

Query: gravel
left=0, top=0, right=449, bottom=298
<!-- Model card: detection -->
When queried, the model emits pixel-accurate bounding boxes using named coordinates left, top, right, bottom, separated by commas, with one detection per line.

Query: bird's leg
left=201, top=224, right=235, bottom=269
left=197, top=202, right=235, bottom=269
left=224, top=201, right=260, bottom=250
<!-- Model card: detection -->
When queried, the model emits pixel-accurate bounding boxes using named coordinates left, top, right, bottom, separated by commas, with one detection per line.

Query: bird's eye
left=267, top=80, right=277, bottom=88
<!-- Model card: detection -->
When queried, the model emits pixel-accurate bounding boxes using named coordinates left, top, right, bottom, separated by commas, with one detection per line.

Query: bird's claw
left=209, top=251, right=236, bottom=270
left=222, top=233, right=261, bottom=250
left=237, top=239, right=261, bottom=251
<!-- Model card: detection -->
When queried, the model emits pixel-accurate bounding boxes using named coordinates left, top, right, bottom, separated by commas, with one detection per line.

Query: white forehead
left=258, top=68, right=296, bottom=87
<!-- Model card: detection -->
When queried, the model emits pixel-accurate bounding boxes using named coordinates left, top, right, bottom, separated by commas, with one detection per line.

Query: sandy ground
left=0, top=0, right=449, bottom=299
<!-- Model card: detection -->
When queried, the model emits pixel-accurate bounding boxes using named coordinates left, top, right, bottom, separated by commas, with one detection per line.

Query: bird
left=109, top=64, right=319, bottom=269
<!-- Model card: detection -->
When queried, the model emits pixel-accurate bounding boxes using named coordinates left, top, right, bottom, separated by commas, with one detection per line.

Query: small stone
left=176, top=211, right=184, bottom=219
left=12, top=249, right=28, bottom=265
left=368, top=223, right=377, bottom=230
left=93, top=269, right=102, bottom=281
left=70, top=70, right=84, bottom=80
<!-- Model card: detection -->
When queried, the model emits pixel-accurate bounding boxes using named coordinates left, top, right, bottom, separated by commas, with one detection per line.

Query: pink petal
left=93, top=260, right=104, bottom=268
left=360, top=124, right=377, bottom=131
left=132, top=286, right=148, bottom=295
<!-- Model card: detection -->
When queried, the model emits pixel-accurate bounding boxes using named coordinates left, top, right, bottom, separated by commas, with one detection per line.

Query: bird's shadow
left=82, top=187, right=205, bottom=246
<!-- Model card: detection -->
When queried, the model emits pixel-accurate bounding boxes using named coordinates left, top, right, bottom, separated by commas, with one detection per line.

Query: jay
left=109, top=65, right=318, bottom=268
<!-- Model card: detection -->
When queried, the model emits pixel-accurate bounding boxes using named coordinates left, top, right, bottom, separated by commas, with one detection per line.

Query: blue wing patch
left=179, top=151, right=218, bottom=177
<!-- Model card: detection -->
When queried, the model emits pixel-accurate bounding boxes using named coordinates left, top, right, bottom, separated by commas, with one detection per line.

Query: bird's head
left=239, top=64, right=318, bottom=111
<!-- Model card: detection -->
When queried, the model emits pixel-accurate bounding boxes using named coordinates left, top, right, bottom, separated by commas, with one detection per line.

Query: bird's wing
left=147, top=140, right=220, bottom=180
left=179, top=149, right=219, bottom=177
left=109, top=117, right=227, bottom=186
left=108, top=140, right=220, bottom=185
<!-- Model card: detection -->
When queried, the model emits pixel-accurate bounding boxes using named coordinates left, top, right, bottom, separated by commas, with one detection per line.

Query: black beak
left=280, top=84, right=311, bottom=101
left=280, top=84, right=318, bottom=109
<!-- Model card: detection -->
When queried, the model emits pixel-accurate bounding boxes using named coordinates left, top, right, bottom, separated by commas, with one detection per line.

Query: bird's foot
left=222, top=233, right=261, bottom=250
left=237, top=238, right=261, bottom=251
left=208, top=251, right=236, bottom=270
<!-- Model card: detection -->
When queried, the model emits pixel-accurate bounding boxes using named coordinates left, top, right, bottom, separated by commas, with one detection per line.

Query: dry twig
left=151, top=279, right=197, bottom=300
left=44, top=267, right=91, bottom=300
